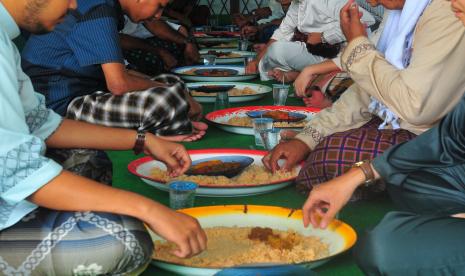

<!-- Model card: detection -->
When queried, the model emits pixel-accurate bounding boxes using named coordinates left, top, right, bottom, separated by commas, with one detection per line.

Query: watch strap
left=133, top=130, right=146, bottom=155
left=354, top=160, right=375, bottom=186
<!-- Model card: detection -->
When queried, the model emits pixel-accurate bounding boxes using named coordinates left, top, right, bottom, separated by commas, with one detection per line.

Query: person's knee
left=354, top=231, right=387, bottom=275
left=76, top=213, right=153, bottom=275
left=295, top=149, right=326, bottom=193
left=141, top=86, right=192, bottom=135
left=107, top=232, right=153, bottom=275
left=354, top=220, right=398, bottom=275
left=265, top=42, right=288, bottom=62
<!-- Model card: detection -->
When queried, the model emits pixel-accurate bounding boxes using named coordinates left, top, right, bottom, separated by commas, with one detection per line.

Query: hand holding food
left=144, top=134, right=191, bottom=177
left=262, top=139, right=310, bottom=173
left=144, top=203, right=207, bottom=258
left=302, top=168, right=366, bottom=229
left=340, top=0, right=367, bottom=43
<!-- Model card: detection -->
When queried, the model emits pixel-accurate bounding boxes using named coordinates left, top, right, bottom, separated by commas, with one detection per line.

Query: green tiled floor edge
left=108, top=80, right=394, bottom=275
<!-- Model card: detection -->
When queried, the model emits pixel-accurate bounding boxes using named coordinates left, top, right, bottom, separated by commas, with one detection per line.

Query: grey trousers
left=258, top=41, right=325, bottom=81
left=355, top=166, right=465, bottom=275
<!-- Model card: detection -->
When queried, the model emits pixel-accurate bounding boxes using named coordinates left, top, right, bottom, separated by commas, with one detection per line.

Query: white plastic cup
left=272, top=84, right=290, bottom=106
left=260, top=128, right=281, bottom=151
left=214, top=91, right=230, bottom=111
left=203, top=55, right=216, bottom=66
left=252, top=117, right=273, bottom=147
left=238, top=39, right=250, bottom=51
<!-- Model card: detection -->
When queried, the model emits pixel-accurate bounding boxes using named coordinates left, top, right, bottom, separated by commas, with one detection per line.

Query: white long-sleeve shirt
left=256, top=0, right=285, bottom=25
left=271, top=0, right=375, bottom=44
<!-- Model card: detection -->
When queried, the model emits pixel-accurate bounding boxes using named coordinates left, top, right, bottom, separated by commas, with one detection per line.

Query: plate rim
left=196, top=36, right=239, bottom=42
left=128, top=149, right=299, bottom=189
left=199, top=49, right=256, bottom=59
left=187, top=82, right=271, bottom=98
left=205, top=106, right=321, bottom=129
left=193, top=68, right=239, bottom=76
left=193, top=31, right=241, bottom=37
left=173, top=65, right=257, bottom=77
left=150, top=205, right=358, bottom=267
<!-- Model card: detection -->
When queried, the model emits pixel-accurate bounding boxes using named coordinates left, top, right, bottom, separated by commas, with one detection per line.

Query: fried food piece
left=190, top=160, right=241, bottom=175
left=199, top=69, right=232, bottom=76
left=263, top=111, right=295, bottom=120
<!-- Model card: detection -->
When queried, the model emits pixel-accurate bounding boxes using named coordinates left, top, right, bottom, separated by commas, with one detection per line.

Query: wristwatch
left=353, top=160, right=375, bottom=186
left=133, top=130, right=146, bottom=155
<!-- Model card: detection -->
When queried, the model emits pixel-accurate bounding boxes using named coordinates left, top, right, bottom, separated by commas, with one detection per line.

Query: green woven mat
left=109, top=79, right=393, bottom=275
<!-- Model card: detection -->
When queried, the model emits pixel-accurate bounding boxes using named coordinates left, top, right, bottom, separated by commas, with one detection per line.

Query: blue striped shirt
left=21, top=0, right=125, bottom=115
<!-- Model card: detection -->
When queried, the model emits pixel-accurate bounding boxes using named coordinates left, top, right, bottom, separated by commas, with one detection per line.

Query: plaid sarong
left=46, top=148, right=113, bottom=184
left=66, top=74, right=193, bottom=136
left=296, top=117, right=416, bottom=201
left=123, top=36, right=184, bottom=75
left=0, top=209, right=152, bottom=275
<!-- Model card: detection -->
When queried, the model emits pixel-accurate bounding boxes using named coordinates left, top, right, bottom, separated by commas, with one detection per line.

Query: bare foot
left=452, top=213, right=465, bottom=219
left=192, top=121, right=208, bottom=131
left=268, top=69, right=300, bottom=83
left=302, top=89, right=332, bottom=109
left=158, top=122, right=208, bottom=142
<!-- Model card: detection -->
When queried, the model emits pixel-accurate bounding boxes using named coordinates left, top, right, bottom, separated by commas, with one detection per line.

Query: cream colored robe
left=296, top=0, right=465, bottom=150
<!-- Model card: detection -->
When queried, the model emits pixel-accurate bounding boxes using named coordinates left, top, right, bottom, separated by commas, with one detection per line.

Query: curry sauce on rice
left=150, top=164, right=297, bottom=186
left=153, top=226, right=329, bottom=267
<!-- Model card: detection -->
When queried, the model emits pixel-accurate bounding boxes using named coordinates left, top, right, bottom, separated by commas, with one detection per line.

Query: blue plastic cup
left=169, top=181, right=198, bottom=210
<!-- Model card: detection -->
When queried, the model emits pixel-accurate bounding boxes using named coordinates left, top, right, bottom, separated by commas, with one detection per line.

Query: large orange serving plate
left=149, top=205, right=357, bottom=276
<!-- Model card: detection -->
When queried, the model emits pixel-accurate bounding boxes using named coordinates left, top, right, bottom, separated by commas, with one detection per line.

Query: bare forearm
left=257, top=39, right=276, bottom=61
left=120, top=34, right=158, bottom=53
left=144, top=20, right=187, bottom=44
left=164, top=9, right=192, bottom=27
left=309, top=60, right=339, bottom=75
left=46, top=119, right=137, bottom=150
left=342, top=165, right=381, bottom=190
left=269, top=18, right=283, bottom=26
left=127, top=69, right=151, bottom=79
left=102, top=63, right=164, bottom=94
left=124, top=72, right=166, bottom=91
left=258, top=20, right=281, bottom=30
left=28, top=170, right=162, bottom=221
